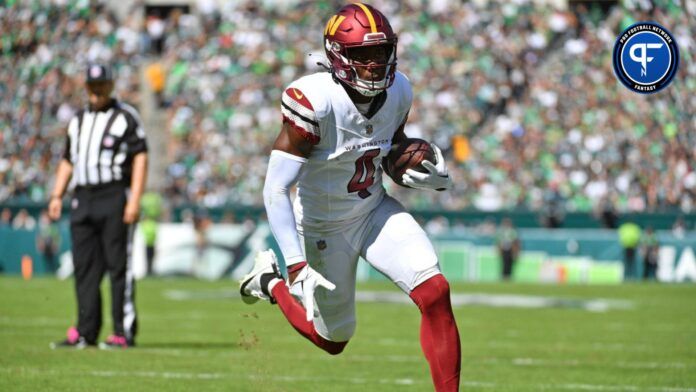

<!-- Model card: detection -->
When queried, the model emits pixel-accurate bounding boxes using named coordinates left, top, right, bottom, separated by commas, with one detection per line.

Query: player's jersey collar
left=338, top=80, right=388, bottom=120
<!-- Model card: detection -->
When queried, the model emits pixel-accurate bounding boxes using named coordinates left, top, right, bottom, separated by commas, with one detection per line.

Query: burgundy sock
left=410, top=274, right=461, bottom=392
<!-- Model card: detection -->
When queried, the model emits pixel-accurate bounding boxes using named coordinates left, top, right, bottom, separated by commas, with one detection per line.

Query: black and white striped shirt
left=63, top=99, right=148, bottom=187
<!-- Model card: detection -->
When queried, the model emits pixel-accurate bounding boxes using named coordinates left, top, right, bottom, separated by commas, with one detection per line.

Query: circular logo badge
left=613, top=22, right=679, bottom=94
left=103, top=135, right=114, bottom=148
left=90, top=65, right=103, bottom=79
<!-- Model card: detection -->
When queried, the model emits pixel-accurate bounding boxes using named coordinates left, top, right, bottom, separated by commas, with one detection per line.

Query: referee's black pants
left=501, top=250, right=515, bottom=280
left=70, top=182, right=137, bottom=344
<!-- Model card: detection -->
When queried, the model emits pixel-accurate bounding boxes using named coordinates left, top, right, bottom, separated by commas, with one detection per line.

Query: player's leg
left=277, top=227, right=359, bottom=354
left=100, top=189, right=136, bottom=347
left=502, top=251, right=513, bottom=280
left=362, top=195, right=461, bottom=392
left=409, top=275, right=461, bottom=392
left=69, top=212, right=105, bottom=345
left=269, top=285, right=348, bottom=354
left=241, top=228, right=360, bottom=355
left=301, top=229, right=359, bottom=339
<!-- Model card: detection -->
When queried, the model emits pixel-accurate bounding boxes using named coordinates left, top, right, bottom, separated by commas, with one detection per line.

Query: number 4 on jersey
left=347, top=148, right=381, bottom=199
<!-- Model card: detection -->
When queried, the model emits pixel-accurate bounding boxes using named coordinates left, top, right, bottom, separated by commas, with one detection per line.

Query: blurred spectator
left=476, top=217, right=497, bottom=236
left=12, top=208, right=36, bottom=230
left=0, top=208, right=12, bottom=227
left=618, top=222, right=641, bottom=281
left=641, top=226, right=659, bottom=280
left=146, top=13, right=166, bottom=54
left=35, top=209, right=61, bottom=272
left=140, top=192, right=164, bottom=276
left=145, top=62, right=167, bottom=107
left=496, top=218, right=520, bottom=281
left=597, top=195, right=619, bottom=229
left=192, top=208, right=212, bottom=275
left=541, top=182, right=565, bottom=228
left=140, top=217, right=158, bottom=276
left=424, top=215, right=450, bottom=235
left=672, top=216, right=687, bottom=239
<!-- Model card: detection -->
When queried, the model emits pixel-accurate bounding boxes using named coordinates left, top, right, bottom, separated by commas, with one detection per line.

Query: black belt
left=74, top=181, right=126, bottom=193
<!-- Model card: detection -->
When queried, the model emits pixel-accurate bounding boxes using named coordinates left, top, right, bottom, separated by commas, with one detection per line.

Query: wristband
left=287, top=261, right=307, bottom=275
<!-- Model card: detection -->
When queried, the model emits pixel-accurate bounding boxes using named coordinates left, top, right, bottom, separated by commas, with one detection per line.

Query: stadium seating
left=1, top=0, right=694, bottom=219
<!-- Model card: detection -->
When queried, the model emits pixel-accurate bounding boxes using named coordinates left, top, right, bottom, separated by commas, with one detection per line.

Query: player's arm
left=264, top=122, right=314, bottom=280
left=264, top=122, right=335, bottom=320
left=48, top=126, right=74, bottom=221
left=48, top=159, right=73, bottom=221
left=272, top=122, right=314, bottom=157
left=123, top=108, right=149, bottom=224
left=125, top=152, right=148, bottom=224
left=266, top=85, right=320, bottom=275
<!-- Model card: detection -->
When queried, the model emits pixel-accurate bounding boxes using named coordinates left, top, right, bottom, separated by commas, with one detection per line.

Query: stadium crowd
left=1, top=0, right=695, bottom=217
left=0, top=0, right=144, bottom=202
left=469, top=1, right=696, bottom=213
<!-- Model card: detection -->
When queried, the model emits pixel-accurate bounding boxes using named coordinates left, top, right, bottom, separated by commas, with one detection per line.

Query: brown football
left=383, top=138, right=435, bottom=187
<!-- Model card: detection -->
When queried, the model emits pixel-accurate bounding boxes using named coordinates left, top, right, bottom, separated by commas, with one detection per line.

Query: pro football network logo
left=613, top=22, right=679, bottom=94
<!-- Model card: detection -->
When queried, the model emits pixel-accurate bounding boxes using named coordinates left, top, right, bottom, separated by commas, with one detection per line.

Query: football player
left=240, top=3, right=460, bottom=391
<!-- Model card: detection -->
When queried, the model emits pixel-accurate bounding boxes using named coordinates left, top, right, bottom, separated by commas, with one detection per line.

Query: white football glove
left=288, top=263, right=335, bottom=321
left=402, top=143, right=453, bottom=191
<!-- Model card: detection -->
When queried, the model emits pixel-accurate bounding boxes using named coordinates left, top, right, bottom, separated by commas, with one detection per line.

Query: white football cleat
left=239, top=249, right=282, bottom=304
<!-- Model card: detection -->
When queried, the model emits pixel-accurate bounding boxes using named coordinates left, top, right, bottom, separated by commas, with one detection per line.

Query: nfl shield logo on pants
left=316, top=240, right=327, bottom=250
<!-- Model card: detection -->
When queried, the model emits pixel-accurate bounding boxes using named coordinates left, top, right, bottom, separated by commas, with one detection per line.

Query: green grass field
left=1, top=276, right=695, bottom=391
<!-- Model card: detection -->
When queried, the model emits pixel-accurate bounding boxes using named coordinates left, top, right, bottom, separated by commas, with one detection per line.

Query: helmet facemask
left=326, top=38, right=397, bottom=97
left=349, top=42, right=397, bottom=96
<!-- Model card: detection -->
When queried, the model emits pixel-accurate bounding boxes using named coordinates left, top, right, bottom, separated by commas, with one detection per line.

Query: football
left=383, top=138, right=435, bottom=187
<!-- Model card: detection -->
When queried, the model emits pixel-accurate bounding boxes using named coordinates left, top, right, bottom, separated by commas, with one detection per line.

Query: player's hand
left=288, top=262, right=335, bottom=321
left=123, top=200, right=140, bottom=224
left=402, top=143, right=453, bottom=191
left=48, top=197, right=62, bottom=221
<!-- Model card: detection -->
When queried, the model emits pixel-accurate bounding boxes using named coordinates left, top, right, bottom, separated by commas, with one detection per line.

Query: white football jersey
left=280, top=71, right=413, bottom=228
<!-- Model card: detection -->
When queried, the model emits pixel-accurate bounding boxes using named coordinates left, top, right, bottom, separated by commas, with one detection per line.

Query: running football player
left=241, top=4, right=460, bottom=391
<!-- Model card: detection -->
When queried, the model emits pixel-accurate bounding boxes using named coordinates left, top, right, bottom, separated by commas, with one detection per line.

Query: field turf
left=1, top=276, right=695, bottom=391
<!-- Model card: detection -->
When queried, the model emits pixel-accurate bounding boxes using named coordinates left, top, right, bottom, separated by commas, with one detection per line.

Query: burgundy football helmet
left=323, top=3, right=398, bottom=97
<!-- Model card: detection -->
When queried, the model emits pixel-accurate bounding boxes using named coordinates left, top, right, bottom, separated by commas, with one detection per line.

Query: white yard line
left=2, top=367, right=694, bottom=391
left=0, top=316, right=66, bottom=327
left=473, top=357, right=691, bottom=370
left=132, top=348, right=696, bottom=371
left=1, top=367, right=427, bottom=385
left=485, top=341, right=653, bottom=352
left=541, top=383, right=696, bottom=392
left=506, top=357, right=689, bottom=370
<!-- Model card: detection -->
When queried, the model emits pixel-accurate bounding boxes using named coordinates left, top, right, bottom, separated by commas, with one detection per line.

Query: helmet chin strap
left=353, top=79, right=385, bottom=97
left=351, top=63, right=393, bottom=97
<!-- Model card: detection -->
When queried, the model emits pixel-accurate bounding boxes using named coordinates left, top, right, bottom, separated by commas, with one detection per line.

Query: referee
left=48, top=63, right=148, bottom=349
